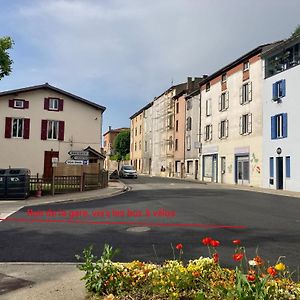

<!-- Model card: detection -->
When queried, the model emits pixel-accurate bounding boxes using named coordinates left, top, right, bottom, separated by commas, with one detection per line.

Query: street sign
left=65, top=160, right=89, bottom=165
left=68, top=150, right=89, bottom=156
left=71, top=155, right=92, bottom=160
left=52, top=157, right=58, bottom=167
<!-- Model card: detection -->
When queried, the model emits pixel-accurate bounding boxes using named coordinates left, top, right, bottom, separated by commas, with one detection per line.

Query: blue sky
left=1, top=0, right=300, bottom=133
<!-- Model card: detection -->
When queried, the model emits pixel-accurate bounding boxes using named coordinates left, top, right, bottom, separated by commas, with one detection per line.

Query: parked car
left=119, top=165, right=138, bottom=179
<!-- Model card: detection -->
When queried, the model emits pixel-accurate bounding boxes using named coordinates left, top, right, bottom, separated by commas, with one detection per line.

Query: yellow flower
left=275, top=262, right=286, bottom=271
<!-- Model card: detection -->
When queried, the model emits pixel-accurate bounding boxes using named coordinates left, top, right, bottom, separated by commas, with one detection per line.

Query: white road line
left=0, top=206, right=24, bottom=222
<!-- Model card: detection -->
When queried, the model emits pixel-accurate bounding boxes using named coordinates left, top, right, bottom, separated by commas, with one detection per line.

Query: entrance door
left=212, top=155, right=218, bottom=183
left=194, top=160, right=198, bottom=180
left=221, top=156, right=226, bottom=183
left=44, top=151, right=59, bottom=178
left=276, top=157, right=283, bottom=189
left=237, top=156, right=249, bottom=184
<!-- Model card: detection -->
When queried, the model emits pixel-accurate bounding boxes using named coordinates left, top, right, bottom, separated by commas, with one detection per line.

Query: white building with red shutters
left=0, top=83, right=106, bottom=176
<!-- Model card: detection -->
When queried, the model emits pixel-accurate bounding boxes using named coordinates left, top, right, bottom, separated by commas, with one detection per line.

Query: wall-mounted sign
left=52, top=157, right=58, bottom=167
left=68, top=150, right=89, bottom=156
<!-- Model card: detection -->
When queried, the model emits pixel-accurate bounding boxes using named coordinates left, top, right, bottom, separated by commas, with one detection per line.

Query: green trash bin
left=5, top=169, right=31, bottom=199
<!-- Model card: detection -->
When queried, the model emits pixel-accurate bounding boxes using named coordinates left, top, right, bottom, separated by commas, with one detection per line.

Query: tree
left=291, top=25, right=300, bottom=38
left=113, top=130, right=130, bottom=161
left=0, top=36, right=14, bottom=80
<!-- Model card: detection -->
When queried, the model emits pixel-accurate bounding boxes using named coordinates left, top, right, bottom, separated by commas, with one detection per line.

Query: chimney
left=108, top=126, right=112, bottom=131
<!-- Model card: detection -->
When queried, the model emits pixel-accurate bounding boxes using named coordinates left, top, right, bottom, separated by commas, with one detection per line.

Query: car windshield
left=123, top=166, right=134, bottom=170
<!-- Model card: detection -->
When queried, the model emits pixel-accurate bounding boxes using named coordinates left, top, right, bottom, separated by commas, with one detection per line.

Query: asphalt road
left=0, top=176, right=299, bottom=271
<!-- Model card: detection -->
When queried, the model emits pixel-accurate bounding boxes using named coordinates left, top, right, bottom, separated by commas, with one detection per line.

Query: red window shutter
left=58, top=121, right=65, bottom=141
left=24, top=101, right=29, bottom=109
left=23, top=119, right=30, bottom=139
left=9, top=100, right=14, bottom=107
left=41, top=120, right=48, bottom=140
left=5, top=117, right=12, bottom=138
left=44, top=98, right=49, bottom=110
left=59, top=99, right=64, bottom=111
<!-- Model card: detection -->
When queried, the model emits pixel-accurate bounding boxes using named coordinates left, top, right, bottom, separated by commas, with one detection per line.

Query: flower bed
left=76, top=238, right=300, bottom=299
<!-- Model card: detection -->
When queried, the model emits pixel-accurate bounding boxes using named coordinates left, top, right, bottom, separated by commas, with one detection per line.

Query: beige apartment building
left=199, top=44, right=276, bottom=187
left=0, top=83, right=106, bottom=176
left=130, top=109, right=144, bottom=172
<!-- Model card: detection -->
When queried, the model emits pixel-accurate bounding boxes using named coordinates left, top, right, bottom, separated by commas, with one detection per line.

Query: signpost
left=65, top=159, right=89, bottom=165
left=68, top=150, right=89, bottom=157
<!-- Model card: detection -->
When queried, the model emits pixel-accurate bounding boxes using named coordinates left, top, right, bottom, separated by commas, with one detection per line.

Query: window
left=175, top=139, right=178, bottom=151
left=204, top=124, right=212, bottom=141
left=219, top=92, right=229, bottom=111
left=47, top=120, right=59, bottom=139
left=139, top=125, right=142, bottom=134
left=186, top=117, right=192, bottom=131
left=5, top=118, right=30, bottom=139
left=206, top=82, right=210, bottom=92
left=243, top=61, right=249, bottom=71
left=145, top=141, right=147, bottom=152
left=187, top=161, right=193, bottom=173
left=167, top=115, right=173, bottom=129
left=41, top=120, right=64, bottom=140
left=176, top=102, right=179, bottom=113
left=139, top=141, right=141, bottom=150
left=240, top=113, right=252, bottom=135
left=271, top=113, right=287, bottom=139
left=168, top=136, right=173, bottom=151
left=286, top=156, right=291, bottom=178
left=270, top=157, right=274, bottom=177
left=186, top=100, right=192, bottom=110
left=134, top=142, right=137, bottom=151
left=272, top=79, right=286, bottom=100
left=206, top=99, right=212, bottom=116
left=44, top=98, right=63, bottom=111
left=9, top=99, right=29, bottom=109
left=12, top=118, right=24, bottom=138
left=221, top=73, right=227, bottom=83
left=218, top=120, right=228, bottom=139
left=135, top=128, right=137, bottom=136
left=186, top=136, right=191, bottom=151
left=175, top=120, right=179, bottom=132
left=240, top=82, right=252, bottom=104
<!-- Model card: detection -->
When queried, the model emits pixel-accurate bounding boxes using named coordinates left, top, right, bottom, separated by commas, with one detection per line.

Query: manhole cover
left=126, top=226, right=151, bottom=232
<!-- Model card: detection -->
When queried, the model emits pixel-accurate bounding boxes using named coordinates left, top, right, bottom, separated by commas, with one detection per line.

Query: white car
left=119, top=165, right=138, bottom=179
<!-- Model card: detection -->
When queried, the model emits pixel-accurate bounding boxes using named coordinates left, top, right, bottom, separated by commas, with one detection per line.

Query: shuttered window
left=41, top=120, right=65, bottom=141
left=4, top=118, right=30, bottom=139
left=271, top=113, right=287, bottom=139
left=44, top=98, right=64, bottom=111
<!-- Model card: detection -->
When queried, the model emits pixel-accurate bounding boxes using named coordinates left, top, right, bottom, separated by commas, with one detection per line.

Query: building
left=142, top=102, right=153, bottom=174
left=103, top=126, right=129, bottom=170
left=262, top=34, right=300, bottom=191
left=199, top=44, right=278, bottom=187
left=0, top=83, right=106, bottom=176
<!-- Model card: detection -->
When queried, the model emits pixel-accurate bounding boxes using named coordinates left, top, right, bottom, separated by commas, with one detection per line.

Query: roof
left=129, top=101, right=153, bottom=120
left=103, top=127, right=129, bottom=136
left=84, top=146, right=106, bottom=160
left=199, top=42, right=282, bottom=87
left=0, top=83, right=106, bottom=111
left=185, top=88, right=200, bottom=99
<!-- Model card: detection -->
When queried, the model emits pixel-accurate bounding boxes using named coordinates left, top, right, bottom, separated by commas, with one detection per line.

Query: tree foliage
left=113, top=130, right=130, bottom=160
left=291, top=25, right=300, bottom=38
left=0, top=36, right=14, bottom=80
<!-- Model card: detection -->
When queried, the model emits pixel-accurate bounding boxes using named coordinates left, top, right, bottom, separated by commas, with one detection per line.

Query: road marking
left=126, top=226, right=151, bottom=232
left=0, top=206, right=23, bottom=223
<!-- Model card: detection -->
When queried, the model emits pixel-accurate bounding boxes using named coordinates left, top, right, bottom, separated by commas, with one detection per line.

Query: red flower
left=267, top=267, right=277, bottom=277
left=213, top=253, right=219, bottom=263
left=246, top=274, right=256, bottom=282
left=232, top=239, right=241, bottom=245
left=202, top=237, right=212, bottom=246
left=176, top=243, right=183, bottom=250
left=233, top=253, right=244, bottom=261
left=210, top=240, right=220, bottom=247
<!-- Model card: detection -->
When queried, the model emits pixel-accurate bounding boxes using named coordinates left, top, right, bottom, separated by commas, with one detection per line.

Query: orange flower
left=192, top=271, right=200, bottom=277
left=247, top=274, right=256, bottom=282
left=210, top=240, right=220, bottom=247
left=253, top=256, right=264, bottom=266
left=202, top=237, right=212, bottom=246
left=176, top=243, right=183, bottom=250
left=232, top=239, right=241, bottom=245
left=267, top=267, right=277, bottom=277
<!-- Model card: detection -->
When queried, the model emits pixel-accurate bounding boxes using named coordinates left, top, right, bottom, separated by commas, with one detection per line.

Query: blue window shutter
left=271, top=116, right=277, bottom=139
left=286, top=156, right=290, bottom=178
left=272, top=83, right=277, bottom=100
left=282, top=79, right=286, bottom=97
left=270, top=157, right=274, bottom=177
left=282, top=113, right=288, bottom=138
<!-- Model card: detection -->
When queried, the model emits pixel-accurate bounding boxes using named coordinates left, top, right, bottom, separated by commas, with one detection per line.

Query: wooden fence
left=29, top=170, right=108, bottom=196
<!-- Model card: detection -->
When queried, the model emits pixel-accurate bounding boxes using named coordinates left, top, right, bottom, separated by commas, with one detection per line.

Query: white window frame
left=219, top=92, right=229, bottom=111
left=14, top=100, right=24, bottom=108
left=219, top=120, right=228, bottom=139
left=240, top=82, right=252, bottom=105
left=205, top=124, right=212, bottom=141
left=206, top=99, right=212, bottom=116
left=240, top=113, right=252, bottom=135
left=47, top=120, right=59, bottom=140
left=12, top=118, right=24, bottom=138
left=243, top=61, right=249, bottom=71
left=186, top=135, right=191, bottom=151
left=49, top=98, right=59, bottom=111
left=276, top=114, right=283, bottom=138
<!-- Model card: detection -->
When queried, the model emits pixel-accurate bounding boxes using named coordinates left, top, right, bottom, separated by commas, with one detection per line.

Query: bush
left=76, top=239, right=300, bottom=299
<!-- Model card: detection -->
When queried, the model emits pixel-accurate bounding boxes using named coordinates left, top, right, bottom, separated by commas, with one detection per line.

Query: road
left=0, top=176, right=299, bottom=270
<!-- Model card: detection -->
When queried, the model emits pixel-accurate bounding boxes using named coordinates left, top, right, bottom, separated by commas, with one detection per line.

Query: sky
left=1, top=0, right=300, bottom=133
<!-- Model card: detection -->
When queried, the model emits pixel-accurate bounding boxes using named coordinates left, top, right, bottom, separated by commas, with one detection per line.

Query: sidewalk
left=0, top=180, right=127, bottom=223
